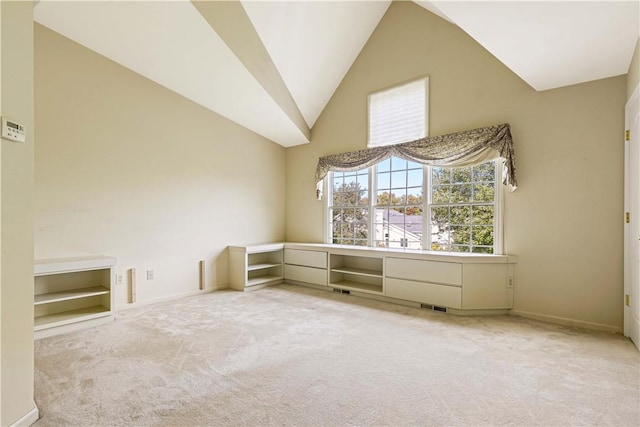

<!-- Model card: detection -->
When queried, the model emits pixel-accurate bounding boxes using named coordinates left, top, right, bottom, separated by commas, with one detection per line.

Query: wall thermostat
left=1, top=117, right=26, bottom=143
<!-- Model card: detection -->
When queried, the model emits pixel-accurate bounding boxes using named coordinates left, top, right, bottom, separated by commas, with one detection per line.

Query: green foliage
left=430, top=162, right=496, bottom=252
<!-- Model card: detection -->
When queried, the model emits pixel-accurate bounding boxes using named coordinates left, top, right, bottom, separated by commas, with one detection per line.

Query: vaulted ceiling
left=34, top=1, right=640, bottom=148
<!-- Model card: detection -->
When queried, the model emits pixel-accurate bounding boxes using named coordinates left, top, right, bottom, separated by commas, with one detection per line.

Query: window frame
left=326, top=159, right=504, bottom=254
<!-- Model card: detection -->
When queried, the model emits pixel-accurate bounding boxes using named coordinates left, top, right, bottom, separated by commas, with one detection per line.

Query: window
left=330, top=168, right=370, bottom=246
left=374, top=157, right=424, bottom=249
left=368, top=77, right=428, bottom=147
left=429, top=162, right=498, bottom=253
left=327, top=158, right=502, bottom=253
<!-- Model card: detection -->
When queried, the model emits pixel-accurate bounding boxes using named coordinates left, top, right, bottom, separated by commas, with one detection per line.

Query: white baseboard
left=511, top=309, right=622, bottom=334
left=116, top=285, right=227, bottom=312
left=10, top=402, right=39, bottom=427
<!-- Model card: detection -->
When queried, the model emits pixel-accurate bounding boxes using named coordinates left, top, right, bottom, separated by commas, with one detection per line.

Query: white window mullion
left=424, top=165, right=431, bottom=251
left=368, top=165, right=375, bottom=247
left=494, top=161, right=505, bottom=255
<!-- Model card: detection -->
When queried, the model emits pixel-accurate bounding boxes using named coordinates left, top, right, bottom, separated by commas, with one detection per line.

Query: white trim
left=624, top=82, right=640, bottom=339
left=9, top=402, right=39, bottom=427
left=511, top=309, right=621, bottom=334
left=323, top=175, right=330, bottom=244
left=115, top=286, right=218, bottom=312
left=494, top=160, right=505, bottom=254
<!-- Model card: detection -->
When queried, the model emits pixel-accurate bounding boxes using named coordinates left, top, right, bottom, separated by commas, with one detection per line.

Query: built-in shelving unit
left=34, top=256, right=116, bottom=339
left=229, top=244, right=284, bottom=290
left=329, top=254, right=383, bottom=295
left=229, top=242, right=517, bottom=314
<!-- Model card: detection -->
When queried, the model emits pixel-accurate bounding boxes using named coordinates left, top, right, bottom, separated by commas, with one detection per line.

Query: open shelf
left=247, top=275, right=283, bottom=287
left=34, top=256, right=115, bottom=338
left=229, top=245, right=285, bottom=291
left=248, top=263, right=281, bottom=271
left=34, top=305, right=111, bottom=330
left=330, top=280, right=383, bottom=294
left=330, top=266, right=382, bottom=278
left=34, top=286, right=110, bottom=305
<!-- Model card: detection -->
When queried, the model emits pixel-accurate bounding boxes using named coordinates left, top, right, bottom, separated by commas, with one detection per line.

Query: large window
left=330, top=168, right=370, bottom=246
left=327, top=158, right=502, bottom=253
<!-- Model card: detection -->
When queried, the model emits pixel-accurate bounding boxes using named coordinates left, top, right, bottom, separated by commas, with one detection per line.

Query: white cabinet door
left=386, top=257, right=461, bottom=286
left=386, top=277, right=462, bottom=309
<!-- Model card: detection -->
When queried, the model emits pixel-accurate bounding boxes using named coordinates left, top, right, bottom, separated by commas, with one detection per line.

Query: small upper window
left=367, top=77, right=429, bottom=147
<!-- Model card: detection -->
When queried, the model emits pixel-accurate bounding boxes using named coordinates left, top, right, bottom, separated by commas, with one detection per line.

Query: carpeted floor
left=34, top=284, right=640, bottom=426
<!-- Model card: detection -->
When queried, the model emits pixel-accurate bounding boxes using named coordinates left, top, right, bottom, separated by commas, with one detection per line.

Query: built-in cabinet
left=229, top=244, right=284, bottom=290
left=284, top=249, right=327, bottom=286
left=230, top=243, right=517, bottom=313
left=329, top=253, right=383, bottom=294
left=34, top=256, right=116, bottom=339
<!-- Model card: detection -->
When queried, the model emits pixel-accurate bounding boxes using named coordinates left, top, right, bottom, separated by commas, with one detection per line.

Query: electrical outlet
left=146, top=270, right=154, bottom=280
left=117, top=274, right=123, bottom=285
left=507, top=277, right=514, bottom=289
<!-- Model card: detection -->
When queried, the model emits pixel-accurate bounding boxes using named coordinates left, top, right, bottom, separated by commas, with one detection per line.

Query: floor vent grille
left=421, top=303, right=447, bottom=313
left=333, top=288, right=350, bottom=295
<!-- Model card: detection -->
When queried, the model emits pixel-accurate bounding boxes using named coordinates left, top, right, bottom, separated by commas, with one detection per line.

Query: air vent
left=420, top=303, right=447, bottom=313
left=333, top=288, right=350, bottom=295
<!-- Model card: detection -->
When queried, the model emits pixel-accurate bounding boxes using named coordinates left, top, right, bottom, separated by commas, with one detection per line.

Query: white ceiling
left=34, top=1, right=640, bottom=148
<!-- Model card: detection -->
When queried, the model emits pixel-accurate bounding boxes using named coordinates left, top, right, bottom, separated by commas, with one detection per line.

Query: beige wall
left=34, top=25, right=286, bottom=307
left=629, top=37, right=640, bottom=100
left=1, top=1, right=36, bottom=425
left=286, top=2, right=627, bottom=331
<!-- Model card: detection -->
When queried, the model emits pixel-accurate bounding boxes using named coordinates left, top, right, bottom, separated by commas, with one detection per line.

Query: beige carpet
left=34, top=284, right=639, bottom=426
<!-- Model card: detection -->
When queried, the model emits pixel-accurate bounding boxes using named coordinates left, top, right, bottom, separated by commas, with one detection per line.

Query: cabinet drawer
left=386, top=278, right=461, bottom=309
left=386, top=257, right=461, bottom=286
left=284, top=249, right=327, bottom=269
left=284, top=264, right=327, bottom=286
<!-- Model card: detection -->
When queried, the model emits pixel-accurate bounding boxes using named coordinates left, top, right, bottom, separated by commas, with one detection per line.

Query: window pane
left=377, top=172, right=391, bottom=189
left=452, top=167, right=472, bottom=183
left=472, top=226, right=494, bottom=247
left=391, top=157, right=407, bottom=170
left=451, top=184, right=472, bottom=203
left=473, top=162, right=495, bottom=182
left=391, top=171, right=406, bottom=188
left=450, top=205, right=470, bottom=225
left=407, top=187, right=423, bottom=205
left=431, top=206, right=448, bottom=224
left=357, top=174, right=369, bottom=192
left=377, top=191, right=391, bottom=205
left=407, top=160, right=422, bottom=170
left=450, top=225, right=471, bottom=246
left=472, top=246, right=493, bottom=254
left=408, top=169, right=423, bottom=187
left=390, top=189, right=406, bottom=205
left=472, top=205, right=494, bottom=225
left=377, top=158, right=391, bottom=172
left=473, top=184, right=495, bottom=202
left=389, top=208, right=405, bottom=224
left=357, top=190, right=369, bottom=206
left=432, top=185, right=450, bottom=204
left=432, top=167, right=450, bottom=185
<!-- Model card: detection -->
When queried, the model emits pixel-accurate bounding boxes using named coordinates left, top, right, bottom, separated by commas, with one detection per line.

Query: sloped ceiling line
left=33, top=0, right=640, bottom=147
left=191, top=0, right=310, bottom=140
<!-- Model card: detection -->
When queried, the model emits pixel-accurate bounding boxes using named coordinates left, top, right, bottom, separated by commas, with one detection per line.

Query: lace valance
left=315, top=123, right=517, bottom=198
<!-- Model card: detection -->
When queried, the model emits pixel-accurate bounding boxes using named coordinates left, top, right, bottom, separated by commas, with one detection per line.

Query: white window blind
left=367, top=77, right=428, bottom=147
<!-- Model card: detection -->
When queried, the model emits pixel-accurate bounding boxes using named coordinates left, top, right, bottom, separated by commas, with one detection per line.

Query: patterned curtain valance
left=315, top=123, right=517, bottom=198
